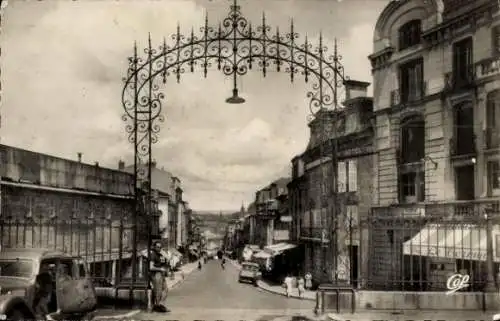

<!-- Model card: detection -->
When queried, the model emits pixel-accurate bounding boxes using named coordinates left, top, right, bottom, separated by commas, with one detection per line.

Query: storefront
left=403, top=223, right=500, bottom=291
left=252, top=242, right=299, bottom=283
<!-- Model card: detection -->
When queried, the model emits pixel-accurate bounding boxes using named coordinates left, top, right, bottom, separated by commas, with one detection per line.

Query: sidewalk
left=327, top=310, right=494, bottom=321
left=166, top=260, right=199, bottom=289
left=228, top=259, right=316, bottom=301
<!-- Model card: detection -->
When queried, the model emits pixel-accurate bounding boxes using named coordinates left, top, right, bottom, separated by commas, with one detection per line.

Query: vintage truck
left=0, top=247, right=97, bottom=320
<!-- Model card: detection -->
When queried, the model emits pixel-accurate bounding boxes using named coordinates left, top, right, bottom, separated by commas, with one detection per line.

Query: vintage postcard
left=1, top=0, right=499, bottom=320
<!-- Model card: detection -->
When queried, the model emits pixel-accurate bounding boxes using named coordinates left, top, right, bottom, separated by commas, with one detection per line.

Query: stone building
left=288, top=81, right=374, bottom=287
left=368, top=0, right=500, bottom=292
left=123, top=162, right=186, bottom=250
left=253, top=177, right=292, bottom=248
left=0, top=144, right=136, bottom=283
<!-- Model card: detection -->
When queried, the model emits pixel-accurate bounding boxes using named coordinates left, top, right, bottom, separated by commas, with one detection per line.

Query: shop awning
left=263, top=242, right=297, bottom=256
left=253, top=251, right=272, bottom=259
left=403, top=223, right=500, bottom=262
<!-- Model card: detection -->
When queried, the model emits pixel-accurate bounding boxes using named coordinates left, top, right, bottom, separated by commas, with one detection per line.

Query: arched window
left=398, top=20, right=422, bottom=51
left=399, top=116, right=425, bottom=203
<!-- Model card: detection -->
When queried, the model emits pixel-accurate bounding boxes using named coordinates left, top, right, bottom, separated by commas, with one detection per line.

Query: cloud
left=1, top=0, right=389, bottom=211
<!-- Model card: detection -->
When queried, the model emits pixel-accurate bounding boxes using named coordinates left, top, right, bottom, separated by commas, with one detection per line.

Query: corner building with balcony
left=369, top=0, right=500, bottom=299
left=289, top=81, right=374, bottom=288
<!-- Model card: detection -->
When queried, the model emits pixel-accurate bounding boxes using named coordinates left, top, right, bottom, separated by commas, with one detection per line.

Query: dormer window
left=398, top=20, right=422, bottom=51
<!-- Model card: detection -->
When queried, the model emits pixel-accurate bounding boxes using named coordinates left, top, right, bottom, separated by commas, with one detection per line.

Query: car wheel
left=6, top=309, right=27, bottom=321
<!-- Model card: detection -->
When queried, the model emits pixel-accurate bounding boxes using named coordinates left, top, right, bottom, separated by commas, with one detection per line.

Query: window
left=400, top=58, right=424, bottom=103
left=398, top=20, right=422, bottom=51
left=400, top=117, right=425, bottom=164
left=338, top=161, right=347, bottom=192
left=492, top=25, right=500, bottom=55
left=452, top=103, right=475, bottom=156
left=486, top=91, right=500, bottom=149
left=488, top=161, right=500, bottom=192
left=399, top=171, right=425, bottom=203
left=345, top=114, right=357, bottom=134
left=452, top=37, right=473, bottom=87
left=347, top=160, right=357, bottom=192
left=455, top=165, right=475, bottom=200
left=337, top=160, right=357, bottom=192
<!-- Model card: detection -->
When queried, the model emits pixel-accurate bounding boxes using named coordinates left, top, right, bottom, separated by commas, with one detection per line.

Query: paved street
left=136, top=259, right=316, bottom=320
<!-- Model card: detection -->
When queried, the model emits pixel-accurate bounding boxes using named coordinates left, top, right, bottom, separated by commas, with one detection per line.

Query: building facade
left=123, top=162, right=187, bottom=250
left=289, top=81, right=374, bottom=287
left=0, top=144, right=137, bottom=283
left=253, top=178, right=292, bottom=248
left=368, top=0, right=500, bottom=291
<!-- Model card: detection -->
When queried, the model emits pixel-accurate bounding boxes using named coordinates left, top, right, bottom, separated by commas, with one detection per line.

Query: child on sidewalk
left=283, top=274, right=293, bottom=297
left=297, top=276, right=305, bottom=298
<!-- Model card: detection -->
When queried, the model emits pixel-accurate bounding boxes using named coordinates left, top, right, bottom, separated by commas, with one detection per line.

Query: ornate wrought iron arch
left=122, top=0, right=348, bottom=164
left=120, top=0, right=349, bottom=300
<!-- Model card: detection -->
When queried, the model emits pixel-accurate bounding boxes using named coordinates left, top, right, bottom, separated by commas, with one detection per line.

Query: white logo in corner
left=446, top=273, right=470, bottom=295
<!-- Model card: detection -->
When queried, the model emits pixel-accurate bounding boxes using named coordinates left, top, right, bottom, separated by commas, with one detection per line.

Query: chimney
left=95, top=162, right=99, bottom=167
left=344, top=80, right=370, bottom=100
left=77, top=153, right=82, bottom=163
left=118, top=160, right=125, bottom=171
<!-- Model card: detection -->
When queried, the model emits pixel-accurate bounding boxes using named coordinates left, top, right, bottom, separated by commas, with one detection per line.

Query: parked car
left=0, top=247, right=97, bottom=320
left=238, top=262, right=261, bottom=286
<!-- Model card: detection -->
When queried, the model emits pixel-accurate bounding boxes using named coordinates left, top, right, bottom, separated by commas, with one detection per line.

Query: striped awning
left=403, top=223, right=500, bottom=262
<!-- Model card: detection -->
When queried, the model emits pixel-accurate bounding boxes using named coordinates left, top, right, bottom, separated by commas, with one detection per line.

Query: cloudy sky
left=1, top=0, right=388, bottom=212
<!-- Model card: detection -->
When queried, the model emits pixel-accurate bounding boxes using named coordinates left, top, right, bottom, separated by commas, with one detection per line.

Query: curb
left=94, top=309, right=141, bottom=320
left=167, top=263, right=198, bottom=290
left=256, top=280, right=316, bottom=301
left=229, top=259, right=315, bottom=301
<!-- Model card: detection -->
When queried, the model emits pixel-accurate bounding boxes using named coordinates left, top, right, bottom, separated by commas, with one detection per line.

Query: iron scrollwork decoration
left=121, top=0, right=349, bottom=174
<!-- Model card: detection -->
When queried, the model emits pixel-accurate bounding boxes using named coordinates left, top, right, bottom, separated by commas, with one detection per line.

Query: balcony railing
left=372, top=199, right=500, bottom=220
left=449, top=136, right=476, bottom=157
left=444, top=65, right=476, bottom=92
left=426, top=200, right=500, bottom=219
left=300, top=227, right=329, bottom=242
left=390, top=81, right=427, bottom=107
left=484, top=128, right=500, bottom=150
left=476, top=55, right=500, bottom=81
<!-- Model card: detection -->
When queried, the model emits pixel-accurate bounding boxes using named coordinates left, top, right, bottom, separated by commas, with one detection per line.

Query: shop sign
left=446, top=273, right=470, bottom=295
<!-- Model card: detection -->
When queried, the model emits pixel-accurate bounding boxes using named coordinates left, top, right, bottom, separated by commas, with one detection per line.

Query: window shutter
left=348, top=159, right=358, bottom=192
left=337, top=161, right=346, bottom=192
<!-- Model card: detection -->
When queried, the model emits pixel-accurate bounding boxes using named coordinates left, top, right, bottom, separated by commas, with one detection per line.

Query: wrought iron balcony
left=390, top=81, right=427, bottom=107
left=449, top=136, right=476, bottom=157
left=300, top=227, right=329, bottom=242
left=425, top=200, right=500, bottom=219
left=372, top=199, right=500, bottom=220
left=476, top=55, right=500, bottom=81
left=444, top=66, right=476, bottom=92
left=484, top=128, right=500, bottom=150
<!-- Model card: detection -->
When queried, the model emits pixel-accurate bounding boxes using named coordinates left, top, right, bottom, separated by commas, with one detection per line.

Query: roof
left=0, top=247, right=74, bottom=260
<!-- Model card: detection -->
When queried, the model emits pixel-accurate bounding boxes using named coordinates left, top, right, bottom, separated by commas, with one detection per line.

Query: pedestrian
left=198, top=260, right=202, bottom=270
left=297, top=276, right=305, bottom=298
left=284, top=274, right=293, bottom=297
left=305, top=272, right=312, bottom=290
left=149, top=241, right=170, bottom=313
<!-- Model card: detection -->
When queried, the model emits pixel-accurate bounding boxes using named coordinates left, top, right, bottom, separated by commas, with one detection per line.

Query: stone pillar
left=485, top=206, right=496, bottom=292
left=138, top=256, right=143, bottom=279
left=111, top=260, right=117, bottom=285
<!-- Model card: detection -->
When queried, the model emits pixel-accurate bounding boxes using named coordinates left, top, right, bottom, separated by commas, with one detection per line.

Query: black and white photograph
left=0, top=0, right=500, bottom=320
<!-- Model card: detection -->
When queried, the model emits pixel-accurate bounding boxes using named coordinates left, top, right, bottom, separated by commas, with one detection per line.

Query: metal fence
left=366, top=200, right=500, bottom=292
left=0, top=216, right=143, bottom=284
